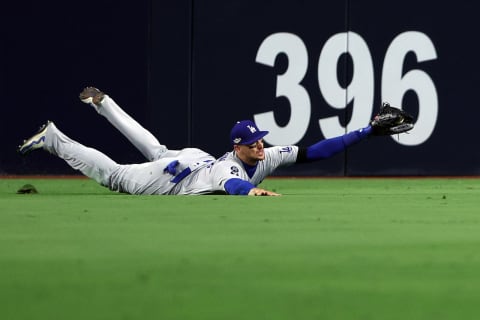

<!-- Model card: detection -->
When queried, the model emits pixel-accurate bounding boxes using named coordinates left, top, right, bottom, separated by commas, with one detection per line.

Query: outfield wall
left=2, top=0, right=479, bottom=176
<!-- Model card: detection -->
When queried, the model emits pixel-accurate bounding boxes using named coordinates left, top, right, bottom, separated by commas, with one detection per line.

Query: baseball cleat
left=18, top=121, right=51, bottom=155
left=79, top=87, right=105, bottom=105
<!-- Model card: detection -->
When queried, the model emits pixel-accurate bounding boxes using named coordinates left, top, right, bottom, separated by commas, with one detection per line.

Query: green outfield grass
left=1, top=177, right=480, bottom=320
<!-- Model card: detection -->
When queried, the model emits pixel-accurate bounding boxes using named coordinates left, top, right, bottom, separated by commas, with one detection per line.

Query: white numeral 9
left=318, top=31, right=374, bottom=138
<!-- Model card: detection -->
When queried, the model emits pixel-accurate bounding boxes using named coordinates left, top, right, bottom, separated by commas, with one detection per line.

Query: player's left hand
left=370, top=102, right=414, bottom=135
left=248, top=188, right=281, bottom=196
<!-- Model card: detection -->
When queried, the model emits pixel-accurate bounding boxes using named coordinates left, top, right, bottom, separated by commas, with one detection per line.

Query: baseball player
left=18, top=87, right=413, bottom=196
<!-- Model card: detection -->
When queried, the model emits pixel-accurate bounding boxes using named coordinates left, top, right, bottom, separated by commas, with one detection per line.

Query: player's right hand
left=248, top=188, right=281, bottom=196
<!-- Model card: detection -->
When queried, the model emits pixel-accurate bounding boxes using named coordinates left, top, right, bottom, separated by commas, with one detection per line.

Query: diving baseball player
left=17, top=87, right=413, bottom=196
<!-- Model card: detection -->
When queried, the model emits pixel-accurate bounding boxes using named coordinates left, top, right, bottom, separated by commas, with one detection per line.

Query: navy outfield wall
left=2, top=0, right=480, bottom=176
left=1, top=0, right=152, bottom=174
left=152, top=0, right=480, bottom=176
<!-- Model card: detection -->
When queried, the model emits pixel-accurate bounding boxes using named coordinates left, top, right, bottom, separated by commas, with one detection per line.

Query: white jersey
left=170, top=145, right=299, bottom=195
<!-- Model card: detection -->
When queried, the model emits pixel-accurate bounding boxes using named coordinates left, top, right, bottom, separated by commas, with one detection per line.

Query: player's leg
left=79, top=87, right=180, bottom=161
left=18, top=121, right=119, bottom=188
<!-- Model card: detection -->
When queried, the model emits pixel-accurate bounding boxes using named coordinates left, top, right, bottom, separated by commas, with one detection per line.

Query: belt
left=164, top=159, right=213, bottom=184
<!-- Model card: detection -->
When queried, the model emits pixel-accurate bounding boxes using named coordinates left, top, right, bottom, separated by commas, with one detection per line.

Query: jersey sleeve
left=262, top=146, right=299, bottom=168
left=209, top=159, right=250, bottom=193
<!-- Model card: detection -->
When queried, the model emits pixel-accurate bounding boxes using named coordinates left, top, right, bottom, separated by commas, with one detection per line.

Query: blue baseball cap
left=230, top=120, right=269, bottom=145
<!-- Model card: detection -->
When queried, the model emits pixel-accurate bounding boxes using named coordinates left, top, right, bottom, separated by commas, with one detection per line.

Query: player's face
left=235, top=139, right=265, bottom=165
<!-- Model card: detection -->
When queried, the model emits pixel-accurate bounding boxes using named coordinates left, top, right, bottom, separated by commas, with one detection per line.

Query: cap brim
left=238, top=131, right=269, bottom=145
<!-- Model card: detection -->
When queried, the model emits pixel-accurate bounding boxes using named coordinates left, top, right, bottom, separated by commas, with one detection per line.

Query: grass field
left=1, top=177, right=480, bottom=320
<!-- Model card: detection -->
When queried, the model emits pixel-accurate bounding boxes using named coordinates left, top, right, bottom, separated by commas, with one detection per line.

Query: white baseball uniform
left=42, top=95, right=298, bottom=195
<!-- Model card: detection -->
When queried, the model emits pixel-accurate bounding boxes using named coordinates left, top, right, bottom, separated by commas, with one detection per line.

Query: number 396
left=255, top=31, right=438, bottom=146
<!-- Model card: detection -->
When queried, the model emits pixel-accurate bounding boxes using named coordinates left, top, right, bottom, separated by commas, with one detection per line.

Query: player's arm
left=296, top=126, right=372, bottom=163
left=224, top=178, right=281, bottom=196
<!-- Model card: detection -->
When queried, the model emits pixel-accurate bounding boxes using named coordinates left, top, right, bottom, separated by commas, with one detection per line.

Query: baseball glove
left=370, top=102, right=414, bottom=135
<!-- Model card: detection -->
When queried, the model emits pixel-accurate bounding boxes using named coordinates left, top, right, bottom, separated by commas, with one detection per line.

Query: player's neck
left=235, top=151, right=259, bottom=166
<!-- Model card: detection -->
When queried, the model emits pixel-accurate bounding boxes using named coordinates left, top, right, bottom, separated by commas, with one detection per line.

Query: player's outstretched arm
left=296, top=126, right=372, bottom=163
